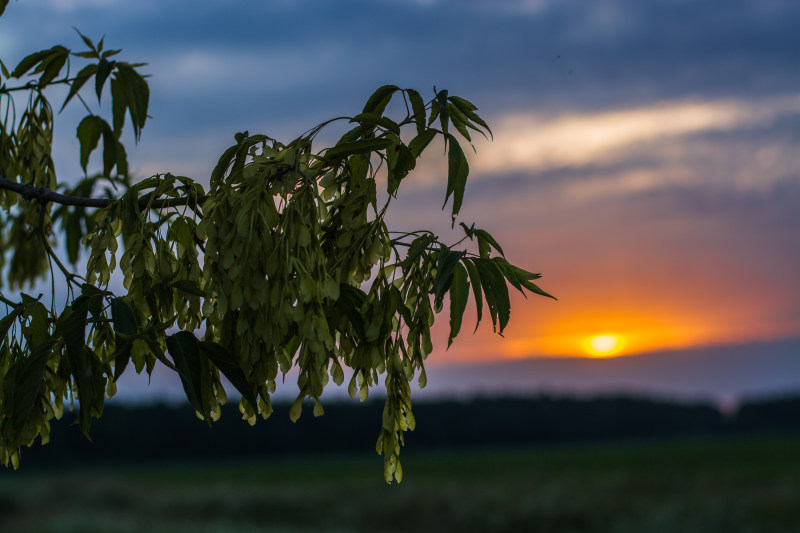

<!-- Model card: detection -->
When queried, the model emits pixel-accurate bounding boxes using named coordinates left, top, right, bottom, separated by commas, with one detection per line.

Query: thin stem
left=38, top=225, right=83, bottom=288
left=75, top=91, right=95, bottom=117
left=0, top=293, right=20, bottom=308
left=0, top=73, right=91, bottom=95
left=400, top=89, right=411, bottom=119
left=448, top=233, right=470, bottom=249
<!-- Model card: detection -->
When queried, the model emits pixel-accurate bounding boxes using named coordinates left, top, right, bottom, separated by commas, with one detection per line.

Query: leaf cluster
left=0, top=17, right=553, bottom=483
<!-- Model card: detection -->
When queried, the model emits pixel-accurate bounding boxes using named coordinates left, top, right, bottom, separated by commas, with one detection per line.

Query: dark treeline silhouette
left=16, top=393, right=800, bottom=468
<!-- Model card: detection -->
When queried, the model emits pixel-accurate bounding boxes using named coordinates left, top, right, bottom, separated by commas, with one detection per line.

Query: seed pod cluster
left=0, top=81, right=553, bottom=484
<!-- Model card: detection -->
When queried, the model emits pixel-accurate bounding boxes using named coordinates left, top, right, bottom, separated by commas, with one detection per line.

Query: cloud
left=397, top=94, right=799, bottom=209
left=471, top=95, right=799, bottom=177
left=26, top=0, right=126, bottom=13
left=147, top=45, right=348, bottom=95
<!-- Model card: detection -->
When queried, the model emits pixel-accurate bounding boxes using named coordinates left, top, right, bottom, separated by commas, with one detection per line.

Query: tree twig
left=0, top=175, right=209, bottom=210
left=0, top=73, right=91, bottom=95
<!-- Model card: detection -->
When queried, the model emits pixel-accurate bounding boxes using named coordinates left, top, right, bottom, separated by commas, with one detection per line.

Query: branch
left=0, top=73, right=90, bottom=95
left=0, top=293, right=20, bottom=308
left=0, top=175, right=208, bottom=210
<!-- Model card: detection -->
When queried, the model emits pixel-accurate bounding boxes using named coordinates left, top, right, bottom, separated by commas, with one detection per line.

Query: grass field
left=1, top=432, right=798, bottom=533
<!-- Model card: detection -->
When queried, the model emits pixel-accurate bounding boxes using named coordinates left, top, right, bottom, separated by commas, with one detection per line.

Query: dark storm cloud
left=5, top=0, right=797, bottom=113
left=3, top=0, right=796, bottom=176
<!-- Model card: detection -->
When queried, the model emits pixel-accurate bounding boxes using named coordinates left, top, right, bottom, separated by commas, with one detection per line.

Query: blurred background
left=0, top=0, right=798, bottom=531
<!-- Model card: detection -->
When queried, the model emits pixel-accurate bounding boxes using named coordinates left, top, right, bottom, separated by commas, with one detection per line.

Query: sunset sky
left=1, top=0, right=797, bottom=402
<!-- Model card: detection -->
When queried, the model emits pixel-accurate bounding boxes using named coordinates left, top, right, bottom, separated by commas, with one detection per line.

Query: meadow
left=1, top=432, right=798, bottom=533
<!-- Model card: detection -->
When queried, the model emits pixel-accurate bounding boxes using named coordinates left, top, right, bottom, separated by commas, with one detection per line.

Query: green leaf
left=21, top=299, right=50, bottom=348
left=67, top=345, right=103, bottom=438
left=210, top=143, right=238, bottom=189
left=0, top=0, right=8, bottom=17
left=325, top=138, right=394, bottom=159
left=35, top=46, right=69, bottom=87
left=166, top=331, right=210, bottom=420
left=461, top=257, right=483, bottom=331
left=0, top=306, right=23, bottom=340
left=60, top=63, right=97, bottom=112
left=521, top=281, right=556, bottom=300
left=473, top=258, right=511, bottom=333
left=448, top=95, right=476, bottom=112
left=338, top=284, right=368, bottom=343
left=229, top=132, right=252, bottom=181
left=73, top=28, right=97, bottom=55
left=444, top=134, right=469, bottom=218
left=387, top=142, right=415, bottom=195
left=447, top=103, right=473, bottom=142
left=289, top=395, right=303, bottom=423
left=475, top=228, right=504, bottom=257
left=110, top=298, right=137, bottom=336
left=448, top=95, right=492, bottom=139
left=110, top=76, right=126, bottom=136
left=491, top=257, right=554, bottom=300
left=200, top=340, right=258, bottom=409
left=427, top=100, right=440, bottom=127
left=114, top=63, right=149, bottom=140
left=403, top=234, right=435, bottom=267
left=94, top=58, right=115, bottom=101
left=101, top=123, right=117, bottom=175
left=65, top=212, right=83, bottom=264
left=115, top=138, right=129, bottom=176
left=351, top=113, right=400, bottom=135
left=8, top=340, right=56, bottom=440
left=11, top=48, right=53, bottom=78
left=447, top=262, right=469, bottom=348
left=172, top=280, right=205, bottom=297
left=56, top=296, right=89, bottom=349
left=408, top=129, right=436, bottom=158
left=433, top=247, right=465, bottom=307
left=110, top=298, right=138, bottom=380
left=335, top=126, right=364, bottom=147
left=436, top=90, right=449, bottom=136
left=406, top=88, right=426, bottom=135
left=76, top=115, right=103, bottom=172
left=362, top=84, right=400, bottom=115
left=389, top=285, right=413, bottom=326
left=56, top=296, right=105, bottom=437
left=312, top=398, right=324, bottom=417
left=80, top=283, right=107, bottom=319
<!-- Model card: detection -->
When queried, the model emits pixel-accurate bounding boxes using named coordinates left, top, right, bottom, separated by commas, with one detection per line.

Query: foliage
left=0, top=6, right=552, bottom=482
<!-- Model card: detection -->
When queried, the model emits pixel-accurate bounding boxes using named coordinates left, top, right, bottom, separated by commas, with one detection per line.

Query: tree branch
left=0, top=175, right=208, bottom=210
left=0, top=73, right=90, bottom=94
left=0, top=293, right=21, bottom=308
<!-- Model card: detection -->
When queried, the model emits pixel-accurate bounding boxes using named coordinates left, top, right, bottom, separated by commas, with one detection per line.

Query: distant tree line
left=12, top=394, right=800, bottom=469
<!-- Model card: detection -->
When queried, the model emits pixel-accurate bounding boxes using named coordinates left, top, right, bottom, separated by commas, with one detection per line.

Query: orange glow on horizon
left=428, top=298, right=799, bottom=365
left=584, top=334, right=624, bottom=357
left=489, top=307, right=706, bottom=360
left=437, top=301, right=735, bottom=363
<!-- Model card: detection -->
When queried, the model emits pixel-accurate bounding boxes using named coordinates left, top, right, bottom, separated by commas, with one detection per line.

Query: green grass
left=1, top=433, right=798, bottom=533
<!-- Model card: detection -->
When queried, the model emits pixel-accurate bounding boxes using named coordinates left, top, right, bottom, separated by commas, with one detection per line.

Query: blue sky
left=1, top=0, right=798, bottom=403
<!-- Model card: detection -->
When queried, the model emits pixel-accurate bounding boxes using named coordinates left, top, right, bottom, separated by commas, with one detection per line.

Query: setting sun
left=584, top=334, right=625, bottom=357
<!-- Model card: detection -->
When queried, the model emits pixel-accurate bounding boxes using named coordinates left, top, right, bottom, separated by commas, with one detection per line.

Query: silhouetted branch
left=0, top=175, right=208, bottom=210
